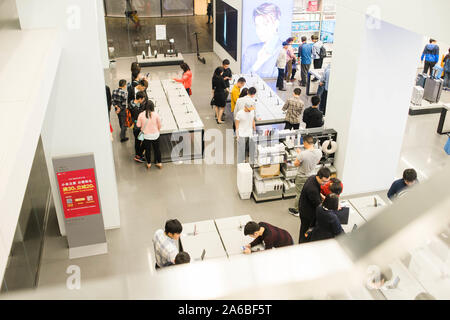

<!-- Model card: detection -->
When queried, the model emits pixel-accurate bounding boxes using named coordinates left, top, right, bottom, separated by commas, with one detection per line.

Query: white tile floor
left=10, top=53, right=450, bottom=299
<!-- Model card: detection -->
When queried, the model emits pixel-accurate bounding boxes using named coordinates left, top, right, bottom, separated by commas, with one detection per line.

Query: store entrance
left=104, top=0, right=213, bottom=58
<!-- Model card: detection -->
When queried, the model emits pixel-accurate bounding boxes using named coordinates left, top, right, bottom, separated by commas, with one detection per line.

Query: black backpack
left=319, top=46, right=327, bottom=59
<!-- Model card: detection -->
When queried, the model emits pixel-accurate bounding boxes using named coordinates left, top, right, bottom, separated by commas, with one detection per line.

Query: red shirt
left=174, top=70, right=192, bottom=89
left=321, top=181, right=344, bottom=196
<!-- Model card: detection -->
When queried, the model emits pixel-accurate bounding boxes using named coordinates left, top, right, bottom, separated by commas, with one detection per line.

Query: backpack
left=319, top=46, right=327, bottom=59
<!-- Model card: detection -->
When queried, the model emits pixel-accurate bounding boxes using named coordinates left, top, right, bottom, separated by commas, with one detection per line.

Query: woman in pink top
left=136, top=100, right=162, bottom=169
left=173, top=63, right=193, bottom=96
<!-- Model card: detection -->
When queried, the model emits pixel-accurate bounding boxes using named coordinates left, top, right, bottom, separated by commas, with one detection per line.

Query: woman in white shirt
left=136, top=100, right=162, bottom=169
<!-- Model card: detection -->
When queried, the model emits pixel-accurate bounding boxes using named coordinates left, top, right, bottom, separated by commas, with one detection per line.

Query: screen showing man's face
left=254, top=15, right=279, bottom=43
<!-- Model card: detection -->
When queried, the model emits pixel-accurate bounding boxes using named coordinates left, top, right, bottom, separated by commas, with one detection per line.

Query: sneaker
left=279, top=88, right=287, bottom=91
left=134, top=156, right=145, bottom=163
left=120, top=137, right=129, bottom=143
left=289, top=208, right=299, bottom=216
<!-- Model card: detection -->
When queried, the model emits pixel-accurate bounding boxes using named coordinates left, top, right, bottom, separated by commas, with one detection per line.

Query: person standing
left=243, top=221, right=294, bottom=254
left=311, top=35, right=325, bottom=70
left=136, top=100, right=162, bottom=169
left=319, top=64, right=331, bottom=115
left=235, top=105, right=256, bottom=163
left=289, top=135, right=323, bottom=216
left=153, top=219, right=183, bottom=269
left=298, top=167, right=331, bottom=244
left=234, top=87, right=256, bottom=117
left=282, top=87, right=304, bottom=130
left=303, top=95, right=324, bottom=129
left=298, top=36, right=313, bottom=87
left=173, top=63, right=193, bottom=96
left=421, top=39, right=440, bottom=76
left=308, top=193, right=344, bottom=242
left=222, top=59, right=233, bottom=91
left=212, top=67, right=229, bottom=124
left=206, top=1, right=213, bottom=24
left=112, top=79, right=129, bottom=142
left=443, top=49, right=450, bottom=91
left=231, top=77, right=246, bottom=114
left=285, top=37, right=296, bottom=84
left=276, top=42, right=289, bottom=91
left=130, top=91, right=146, bottom=163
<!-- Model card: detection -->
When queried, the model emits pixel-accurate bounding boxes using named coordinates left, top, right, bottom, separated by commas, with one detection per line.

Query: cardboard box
left=259, top=164, right=280, bottom=178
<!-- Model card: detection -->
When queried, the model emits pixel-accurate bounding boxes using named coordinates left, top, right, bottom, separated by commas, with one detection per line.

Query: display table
left=409, top=100, right=445, bottom=116
left=180, top=232, right=227, bottom=261
left=136, top=53, right=184, bottom=67
left=214, top=215, right=252, bottom=232
left=141, top=80, right=204, bottom=162
left=348, top=195, right=387, bottom=222
left=379, top=260, right=426, bottom=300
left=231, top=74, right=286, bottom=127
left=339, top=200, right=367, bottom=233
left=181, top=220, right=217, bottom=236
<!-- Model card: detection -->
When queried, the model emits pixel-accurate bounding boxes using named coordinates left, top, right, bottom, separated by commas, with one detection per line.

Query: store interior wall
left=1, top=137, right=55, bottom=292
left=16, top=0, right=122, bottom=236
left=327, top=4, right=423, bottom=195
left=213, top=0, right=242, bottom=73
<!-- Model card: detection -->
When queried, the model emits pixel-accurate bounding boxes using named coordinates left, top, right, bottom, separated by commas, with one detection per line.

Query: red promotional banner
left=56, top=168, right=100, bottom=219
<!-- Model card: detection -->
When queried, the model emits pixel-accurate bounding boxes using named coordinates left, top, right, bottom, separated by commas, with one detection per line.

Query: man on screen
left=242, top=2, right=283, bottom=78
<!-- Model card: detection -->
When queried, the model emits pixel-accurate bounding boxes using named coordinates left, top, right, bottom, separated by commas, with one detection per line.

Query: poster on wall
left=56, top=168, right=100, bottom=219
left=216, top=0, right=238, bottom=60
left=320, top=18, right=336, bottom=43
left=241, top=0, right=294, bottom=78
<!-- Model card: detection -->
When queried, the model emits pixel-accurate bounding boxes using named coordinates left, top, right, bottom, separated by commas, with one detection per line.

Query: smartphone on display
left=388, top=276, right=400, bottom=289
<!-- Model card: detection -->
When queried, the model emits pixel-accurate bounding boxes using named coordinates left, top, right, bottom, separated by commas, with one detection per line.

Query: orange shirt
left=174, top=70, right=192, bottom=89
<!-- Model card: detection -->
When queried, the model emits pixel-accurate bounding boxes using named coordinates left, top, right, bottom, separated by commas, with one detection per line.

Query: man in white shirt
left=276, top=42, right=289, bottom=91
left=311, top=34, right=325, bottom=70
left=235, top=105, right=256, bottom=163
left=152, top=219, right=183, bottom=269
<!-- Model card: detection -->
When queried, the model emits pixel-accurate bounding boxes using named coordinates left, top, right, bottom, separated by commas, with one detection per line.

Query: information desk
left=142, top=80, right=204, bottom=163
left=339, top=200, right=367, bottom=234
left=179, top=232, right=227, bottom=261
left=231, top=74, right=286, bottom=127
left=348, top=195, right=387, bottom=222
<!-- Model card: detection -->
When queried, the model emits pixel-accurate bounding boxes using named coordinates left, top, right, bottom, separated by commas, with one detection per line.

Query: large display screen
left=241, top=0, right=294, bottom=78
left=320, top=19, right=336, bottom=43
left=216, top=0, right=238, bottom=60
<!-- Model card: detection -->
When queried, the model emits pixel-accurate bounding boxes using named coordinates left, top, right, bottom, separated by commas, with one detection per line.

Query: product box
left=259, top=164, right=280, bottom=178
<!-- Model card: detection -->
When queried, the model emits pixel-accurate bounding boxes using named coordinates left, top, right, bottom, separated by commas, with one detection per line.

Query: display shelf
left=253, top=170, right=283, bottom=181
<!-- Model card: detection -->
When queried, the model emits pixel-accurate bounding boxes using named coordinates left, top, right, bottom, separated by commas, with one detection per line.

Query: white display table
left=348, top=195, right=387, bottom=222
left=136, top=53, right=184, bottom=67
left=339, top=200, right=367, bottom=233
left=214, top=215, right=252, bottom=232
left=181, top=220, right=217, bottom=236
left=180, top=232, right=227, bottom=261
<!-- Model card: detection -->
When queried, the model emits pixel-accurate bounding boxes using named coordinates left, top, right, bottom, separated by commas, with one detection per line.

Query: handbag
left=210, top=97, right=215, bottom=106
left=137, top=118, right=149, bottom=141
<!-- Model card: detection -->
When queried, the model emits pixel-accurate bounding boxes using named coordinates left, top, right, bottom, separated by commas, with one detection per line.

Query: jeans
left=291, top=66, right=297, bottom=80
left=277, top=68, right=285, bottom=89
left=117, top=112, right=127, bottom=140
left=423, top=61, right=437, bottom=76
left=444, top=72, right=450, bottom=88
left=319, top=89, right=328, bottom=115
left=300, top=64, right=311, bottom=86
left=139, top=138, right=162, bottom=164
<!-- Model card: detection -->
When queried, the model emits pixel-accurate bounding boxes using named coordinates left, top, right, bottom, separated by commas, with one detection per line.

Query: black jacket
left=299, top=175, right=322, bottom=225
left=303, top=107, right=324, bottom=128
left=310, top=206, right=344, bottom=241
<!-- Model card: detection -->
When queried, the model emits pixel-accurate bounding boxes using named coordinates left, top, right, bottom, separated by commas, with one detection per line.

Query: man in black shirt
left=303, top=95, right=324, bottom=129
left=298, top=167, right=331, bottom=243
left=222, top=59, right=233, bottom=121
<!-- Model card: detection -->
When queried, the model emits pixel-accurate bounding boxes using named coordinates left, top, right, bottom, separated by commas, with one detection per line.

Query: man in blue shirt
left=298, top=36, right=313, bottom=87
left=387, top=169, right=418, bottom=200
left=319, top=64, right=331, bottom=115
left=421, top=39, right=440, bottom=76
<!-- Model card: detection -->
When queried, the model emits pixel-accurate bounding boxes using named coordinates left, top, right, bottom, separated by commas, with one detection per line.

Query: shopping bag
left=445, top=136, right=450, bottom=155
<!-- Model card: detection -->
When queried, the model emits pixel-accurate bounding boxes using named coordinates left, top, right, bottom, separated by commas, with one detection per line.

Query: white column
left=16, top=0, right=120, bottom=235
left=326, top=4, right=424, bottom=195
